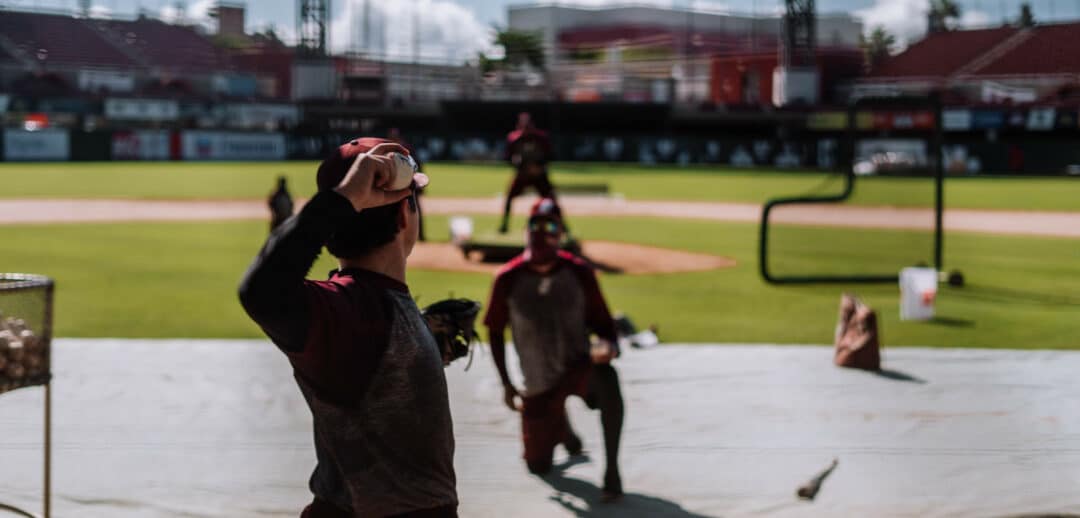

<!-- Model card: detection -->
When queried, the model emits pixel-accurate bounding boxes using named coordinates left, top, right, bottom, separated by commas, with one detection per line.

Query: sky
left=3, top=0, right=1079, bottom=61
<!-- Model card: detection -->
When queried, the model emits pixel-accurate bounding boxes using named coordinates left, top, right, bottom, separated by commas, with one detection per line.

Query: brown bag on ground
left=833, top=293, right=881, bottom=371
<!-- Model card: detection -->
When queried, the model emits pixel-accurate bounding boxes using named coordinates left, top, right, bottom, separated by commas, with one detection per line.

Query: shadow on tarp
left=539, top=459, right=718, bottom=518
left=873, top=368, right=927, bottom=384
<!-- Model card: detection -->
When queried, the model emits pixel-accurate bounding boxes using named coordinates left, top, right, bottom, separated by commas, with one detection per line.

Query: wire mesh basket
left=0, top=274, right=53, bottom=395
left=0, top=273, right=54, bottom=518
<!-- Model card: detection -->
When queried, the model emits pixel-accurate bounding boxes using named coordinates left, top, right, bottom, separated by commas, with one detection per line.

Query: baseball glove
left=422, top=298, right=482, bottom=368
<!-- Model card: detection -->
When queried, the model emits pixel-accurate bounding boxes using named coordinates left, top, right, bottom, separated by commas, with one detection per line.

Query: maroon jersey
left=484, top=251, right=617, bottom=396
left=505, top=128, right=553, bottom=173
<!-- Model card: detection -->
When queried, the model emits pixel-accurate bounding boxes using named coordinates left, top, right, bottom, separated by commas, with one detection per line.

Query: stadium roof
left=871, top=21, right=1080, bottom=81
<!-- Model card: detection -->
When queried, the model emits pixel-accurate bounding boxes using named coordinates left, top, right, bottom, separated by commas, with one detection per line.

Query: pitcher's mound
left=410, top=240, right=736, bottom=275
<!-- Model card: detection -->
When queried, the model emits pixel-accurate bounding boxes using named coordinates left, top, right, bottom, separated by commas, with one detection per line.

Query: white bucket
left=899, top=267, right=938, bottom=321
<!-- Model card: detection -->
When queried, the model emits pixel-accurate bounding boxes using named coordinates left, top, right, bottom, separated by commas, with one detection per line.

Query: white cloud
left=550, top=0, right=674, bottom=6
left=330, top=0, right=496, bottom=63
left=856, top=0, right=995, bottom=50
left=958, top=9, right=993, bottom=28
left=691, top=1, right=731, bottom=14
left=159, top=0, right=215, bottom=30
left=88, top=4, right=112, bottom=19
left=854, top=0, right=929, bottom=48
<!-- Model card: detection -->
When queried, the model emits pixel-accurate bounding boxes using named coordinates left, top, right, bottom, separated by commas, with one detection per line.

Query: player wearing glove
left=238, top=137, right=458, bottom=518
left=484, top=197, right=626, bottom=501
left=422, top=298, right=482, bottom=368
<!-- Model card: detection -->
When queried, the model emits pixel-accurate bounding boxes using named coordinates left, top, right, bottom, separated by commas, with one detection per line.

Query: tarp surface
left=1, top=340, right=1078, bottom=517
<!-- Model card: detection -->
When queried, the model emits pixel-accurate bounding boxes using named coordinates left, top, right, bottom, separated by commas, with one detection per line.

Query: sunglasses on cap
left=528, top=220, right=561, bottom=234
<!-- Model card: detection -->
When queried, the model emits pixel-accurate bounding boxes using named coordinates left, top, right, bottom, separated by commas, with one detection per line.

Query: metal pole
left=933, top=98, right=944, bottom=272
left=44, top=382, right=51, bottom=518
left=44, top=280, right=54, bottom=518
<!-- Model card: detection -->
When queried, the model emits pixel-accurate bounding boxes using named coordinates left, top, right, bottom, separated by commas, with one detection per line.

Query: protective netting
left=765, top=144, right=939, bottom=280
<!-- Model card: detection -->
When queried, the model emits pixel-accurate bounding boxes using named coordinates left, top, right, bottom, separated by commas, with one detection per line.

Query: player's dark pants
left=500, top=170, right=555, bottom=231
left=519, top=364, right=623, bottom=489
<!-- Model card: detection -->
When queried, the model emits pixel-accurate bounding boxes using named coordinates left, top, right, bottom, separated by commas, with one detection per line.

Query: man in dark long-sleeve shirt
left=238, top=138, right=457, bottom=518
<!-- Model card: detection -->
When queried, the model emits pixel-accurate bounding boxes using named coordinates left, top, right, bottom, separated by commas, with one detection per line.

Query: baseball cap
left=317, top=137, right=429, bottom=192
left=528, top=197, right=563, bottom=223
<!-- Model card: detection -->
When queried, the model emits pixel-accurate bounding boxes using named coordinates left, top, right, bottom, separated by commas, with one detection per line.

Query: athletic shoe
left=601, top=470, right=623, bottom=502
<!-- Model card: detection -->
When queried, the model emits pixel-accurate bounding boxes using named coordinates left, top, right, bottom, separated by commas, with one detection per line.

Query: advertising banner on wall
left=1026, top=108, right=1056, bottom=131
left=971, top=110, right=1005, bottom=130
left=807, top=111, right=846, bottom=130
left=105, top=98, right=180, bottom=121
left=79, top=70, right=135, bottom=93
left=219, top=104, right=300, bottom=130
left=1056, top=110, right=1079, bottom=130
left=942, top=109, right=972, bottom=131
left=112, top=130, right=172, bottom=160
left=3, top=130, right=70, bottom=161
left=181, top=131, right=287, bottom=160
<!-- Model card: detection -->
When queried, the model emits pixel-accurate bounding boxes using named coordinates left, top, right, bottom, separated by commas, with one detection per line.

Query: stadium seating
left=971, top=22, right=1080, bottom=77
left=92, top=18, right=231, bottom=72
left=0, top=10, right=137, bottom=68
left=871, top=26, right=1017, bottom=79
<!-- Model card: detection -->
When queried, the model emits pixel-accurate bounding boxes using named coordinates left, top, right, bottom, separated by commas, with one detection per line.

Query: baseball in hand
left=385, top=152, right=428, bottom=191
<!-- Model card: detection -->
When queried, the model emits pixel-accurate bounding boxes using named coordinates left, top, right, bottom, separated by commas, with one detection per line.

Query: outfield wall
left=2, top=127, right=1079, bottom=175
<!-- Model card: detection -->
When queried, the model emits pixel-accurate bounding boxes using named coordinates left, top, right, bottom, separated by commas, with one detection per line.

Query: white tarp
left=3, top=130, right=70, bottom=161
left=180, top=131, right=287, bottom=161
left=1, top=340, right=1078, bottom=517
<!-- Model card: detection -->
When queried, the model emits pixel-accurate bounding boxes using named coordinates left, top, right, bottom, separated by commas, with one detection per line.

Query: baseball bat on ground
left=797, top=458, right=838, bottom=501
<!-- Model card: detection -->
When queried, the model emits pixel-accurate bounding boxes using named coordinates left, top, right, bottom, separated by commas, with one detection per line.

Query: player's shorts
left=507, top=169, right=554, bottom=199
left=520, top=364, right=593, bottom=470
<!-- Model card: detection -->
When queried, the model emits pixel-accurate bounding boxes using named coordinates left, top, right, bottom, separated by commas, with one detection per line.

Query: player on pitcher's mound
left=499, top=112, right=556, bottom=234
left=484, top=197, right=625, bottom=501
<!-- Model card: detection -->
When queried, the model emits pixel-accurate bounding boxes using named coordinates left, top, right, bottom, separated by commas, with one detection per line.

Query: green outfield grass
left=1, top=215, right=1076, bottom=347
left=0, top=161, right=1077, bottom=211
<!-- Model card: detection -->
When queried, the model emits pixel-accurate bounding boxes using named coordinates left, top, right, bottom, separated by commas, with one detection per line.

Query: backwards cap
left=529, top=197, right=562, bottom=223
left=317, top=137, right=428, bottom=192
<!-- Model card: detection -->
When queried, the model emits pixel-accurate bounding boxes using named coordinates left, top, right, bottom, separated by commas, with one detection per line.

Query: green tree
left=928, top=0, right=962, bottom=33
left=1017, top=3, right=1036, bottom=27
left=477, top=28, right=545, bottom=72
left=859, top=26, right=897, bottom=72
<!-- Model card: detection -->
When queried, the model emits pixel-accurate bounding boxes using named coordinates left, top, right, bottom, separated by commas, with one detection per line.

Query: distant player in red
left=484, top=198, right=625, bottom=501
left=499, top=112, right=555, bottom=234
left=268, top=175, right=294, bottom=232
